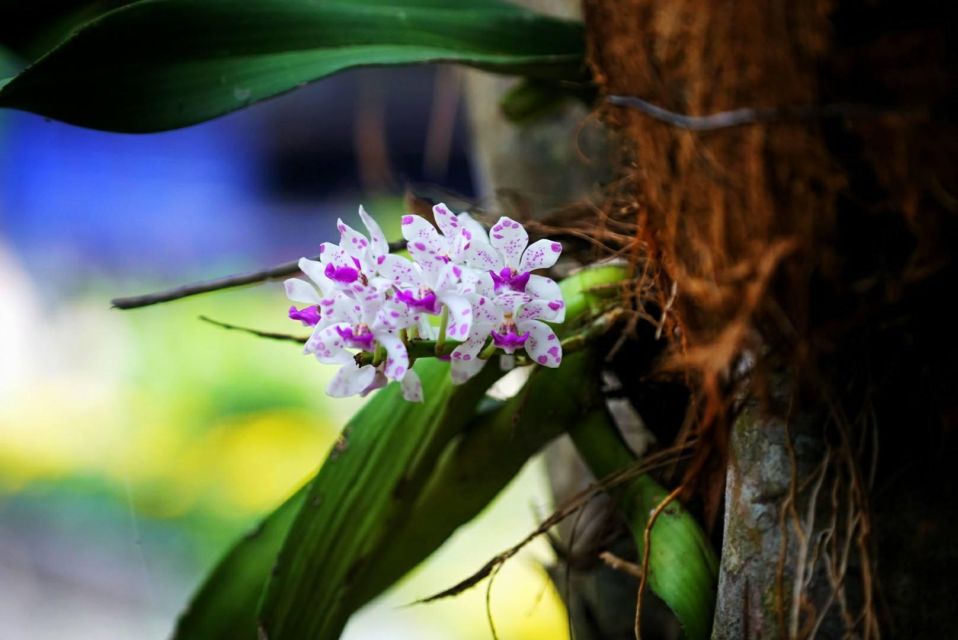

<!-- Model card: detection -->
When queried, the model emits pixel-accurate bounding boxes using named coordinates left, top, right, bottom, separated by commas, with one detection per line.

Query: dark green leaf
left=0, top=0, right=586, bottom=132
left=173, top=485, right=307, bottom=640
left=172, top=351, right=601, bottom=639
left=257, top=358, right=502, bottom=639
left=0, top=1, right=135, bottom=62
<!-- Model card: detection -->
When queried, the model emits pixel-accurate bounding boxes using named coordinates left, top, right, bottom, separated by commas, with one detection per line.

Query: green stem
left=478, top=340, right=498, bottom=360
left=435, top=306, right=449, bottom=355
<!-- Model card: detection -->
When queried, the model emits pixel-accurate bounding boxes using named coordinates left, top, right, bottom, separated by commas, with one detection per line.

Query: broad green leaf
left=348, top=350, right=603, bottom=608
left=173, top=485, right=307, bottom=640
left=172, top=351, right=601, bottom=639
left=0, top=0, right=586, bottom=133
left=257, top=357, right=502, bottom=639
left=0, top=1, right=135, bottom=63
left=569, top=415, right=718, bottom=640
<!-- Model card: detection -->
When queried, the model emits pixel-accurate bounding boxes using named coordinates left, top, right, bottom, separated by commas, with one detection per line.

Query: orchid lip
left=395, top=288, right=441, bottom=314
left=489, top=267, right=530, bottom=292
left=336, top=325, right=375, bottom=350
left=288, top=305, right=321, bottom=326
left=491, top=328, right=531, bottom=353
left=325, top=263, right=360, bottom=284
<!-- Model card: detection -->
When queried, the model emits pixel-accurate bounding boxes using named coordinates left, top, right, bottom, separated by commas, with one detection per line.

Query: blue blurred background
left=0, top=56, right=567, bottom=639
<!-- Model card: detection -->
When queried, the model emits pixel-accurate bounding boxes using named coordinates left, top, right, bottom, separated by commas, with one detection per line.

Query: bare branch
left=111, top=240, right=406, bottom=310
left=606, top=95, right=903, bottom=132
left=199, top=316, right=308, bottom=344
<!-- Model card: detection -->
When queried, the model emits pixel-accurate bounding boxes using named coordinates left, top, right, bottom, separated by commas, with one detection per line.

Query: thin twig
left=635, top=486, right=683, bottom=640
left=111, top=240, right=406, bottom=309
left=599, top=551, right=643, bottom=579
left=198, top=316, right=308, bottom=344
left=607, top=95, right=901, bottom=132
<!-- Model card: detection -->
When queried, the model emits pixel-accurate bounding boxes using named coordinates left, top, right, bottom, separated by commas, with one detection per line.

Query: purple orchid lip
left=491, top=328, right=531, bottom=353
left=395, top=288, right=441, bottom=314
left=288, top=305, right=321, bottom=327
left=336, top=325, right=375, bottom=351
left=489, top=267, right=530, bottom=293
left=324, top=262, right=360, bottom=283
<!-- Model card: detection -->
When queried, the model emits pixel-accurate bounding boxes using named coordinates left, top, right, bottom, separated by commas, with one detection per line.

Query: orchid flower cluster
left=284, top=204, right=566, bottom=402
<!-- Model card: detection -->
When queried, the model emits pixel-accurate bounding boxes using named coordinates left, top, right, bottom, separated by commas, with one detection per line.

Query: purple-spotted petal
left=306, top=324, right=353, bottom=363
left=489, top=216, right=528, bottom=270
left=457, top=234, right=502, bottom=271
left=358, top=205, right=389, bottom=260
left=432, top=203, right=461, bottom=240
left=518, top=298, right=563, bottom=324
left=297, top=258, right=333, bottom=295
left=470, top=295, right=503, bottom=327
left=526, top=275, right=566, bottom=323
left=401, top=214, right=445, bottom=255
left=327, top=362, right=378, bottom=397
left=378, top=333, right=410, bottom=381
left=336, top=218, right=371, bottom=260
left=519, top=239, right=562, bottom=273
left=284, top=278, right=321, bottom=304
left=377, top=254, right=420, bottom=286
left=400, top=368, right=423, bottom=402
left=450, top=333, right=489, bottom=384
left=520, top=319, right=562, bottom=368
left=439, top=294, right=474, bottom=340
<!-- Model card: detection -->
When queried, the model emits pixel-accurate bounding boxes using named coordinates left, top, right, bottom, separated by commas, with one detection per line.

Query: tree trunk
left=584, top=1, right=958, bottom=638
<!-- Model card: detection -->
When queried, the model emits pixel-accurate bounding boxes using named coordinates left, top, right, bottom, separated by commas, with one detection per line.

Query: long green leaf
left=569, top=415, right=718, bottom=640
left=173, top=485, right=307, bottom=640
left=257, top=357, right=501, bottom=639
left=172, top=352, right=600, bottom=639
left=0, top=0, right=585, bottom=133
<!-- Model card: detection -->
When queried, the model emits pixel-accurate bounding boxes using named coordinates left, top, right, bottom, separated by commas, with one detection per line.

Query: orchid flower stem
left=372, top=344, right=387, bottom=366
left=354, top=339, right=461, bottom=367
left=478, top=341, right=499, bottom=360
left=435, top=306, right=449, bottom=355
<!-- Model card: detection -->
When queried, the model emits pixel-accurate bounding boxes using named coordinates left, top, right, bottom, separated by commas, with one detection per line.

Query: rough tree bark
left=584, top=1, right=958, bottom=638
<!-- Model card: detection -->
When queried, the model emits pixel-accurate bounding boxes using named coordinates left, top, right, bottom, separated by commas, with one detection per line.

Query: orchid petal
left=378, top=333, right=410, bottom=381
left=401, top=214, right=445, bottom=256
left=358, top=205, right=389, bottom=260
left=298, top=258, right=333, bottom=296
left=432, top=203, right=461, bottom=240
left=306, top=323, right=353, bottom=364
left=400, top=369, right=424, bottom=403
left=526, top=274, right=566, bottom=323
left=327, top=361, right=378, bottom=397
left=439, top=294, right=474, bottom=341
left=520, top=319, right=562, bottom=368
left=456, top=231, right=502, bottom=271
left=378, top=254, right=420, bottom=286
left=336, top=218, right=371, bottom=260
left=450, top=333, right=489, bottom=384
left=284, top=278, right=321, bottom=305
left=519, top=239, right=562, bottom=273
left=471, top=294, right=503, bottom=327
left=489, top=216, right=528, bottom=270
left=457, top=212, right=487, bottom=242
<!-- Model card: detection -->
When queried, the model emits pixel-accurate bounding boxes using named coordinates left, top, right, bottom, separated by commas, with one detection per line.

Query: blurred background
left=0, top=50, right=568, bottom=639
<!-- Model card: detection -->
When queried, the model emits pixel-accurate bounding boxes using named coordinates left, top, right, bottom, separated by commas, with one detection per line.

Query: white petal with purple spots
left=520, top=319, right=562, bottom=368
left=400, top=368, right=423, bottom=403
left=519, top=239, right=562, bottom=272
left=327, top=361, right=378, bottom=397
left=489, top=216, right=528, bottom=269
